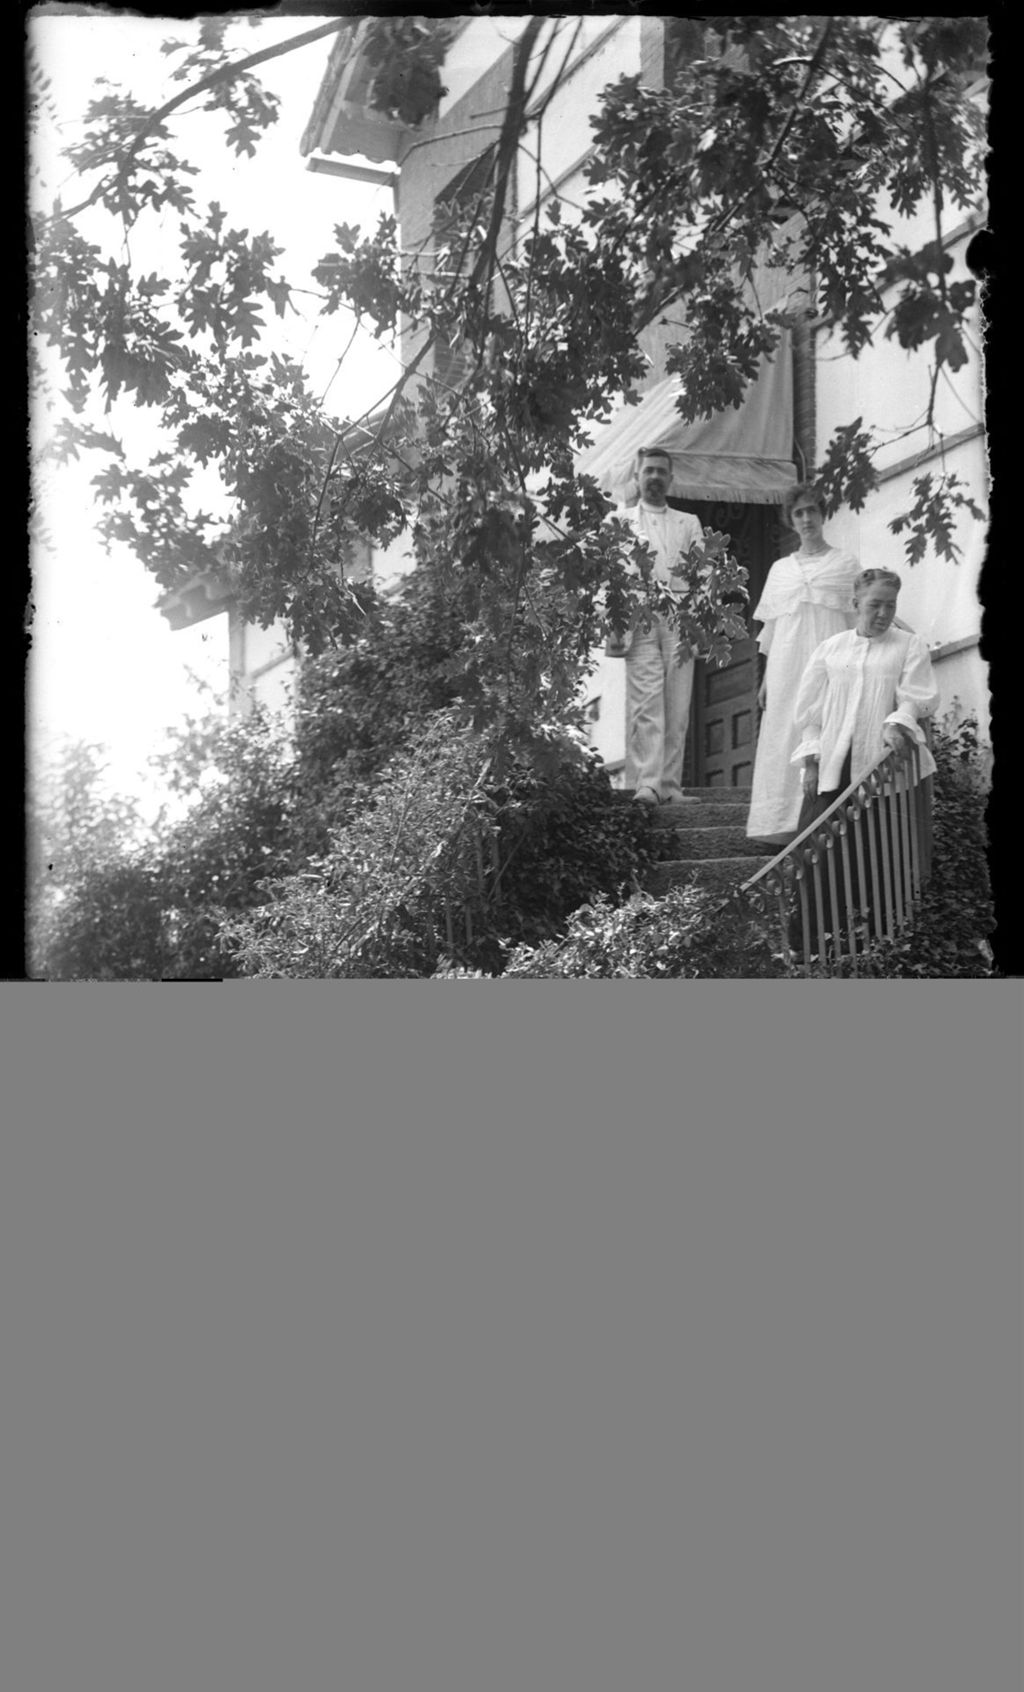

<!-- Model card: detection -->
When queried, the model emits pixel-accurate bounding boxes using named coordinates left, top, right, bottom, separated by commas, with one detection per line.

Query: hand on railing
left=882, top=724, right=916, bottom=763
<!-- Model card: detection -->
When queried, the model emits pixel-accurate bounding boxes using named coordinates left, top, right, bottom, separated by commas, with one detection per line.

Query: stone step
left=612, top=786, right=752, bottom=807
left=658, top=824, right=772, bottom=861
left=648, top=801, right=756, bottom=832
left=678, top=786, right=752, bottom=803
left=646, top=855, right=774, bottom=896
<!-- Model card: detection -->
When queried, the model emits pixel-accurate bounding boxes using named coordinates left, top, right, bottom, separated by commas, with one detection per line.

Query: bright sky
left=29, top=10, right=398, bottom=803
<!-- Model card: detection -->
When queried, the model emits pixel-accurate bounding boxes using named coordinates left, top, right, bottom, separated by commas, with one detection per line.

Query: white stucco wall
left=815, top=215, right=989, bottom=730
left=816, top=227, right=984, bottom=487
left=442, top=15, right=635, bottom=157
left=241, top=619, right=292, bottom=676
left=229, top=614, right=296, bottom=721
left=436, top=17, right=531, bottom=119
left=583, top=651, right=627, bottom=775
left=515, top=18, right=640, bottom=221
left=928, top=642, right=989, bottom=736
left=371, top=532, right=416, bottom=586
left=246, top=658, right=296, bottom=721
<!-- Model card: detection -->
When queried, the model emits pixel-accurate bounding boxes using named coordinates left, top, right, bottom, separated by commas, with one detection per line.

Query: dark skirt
left=791, top=752, right=856, bottom=950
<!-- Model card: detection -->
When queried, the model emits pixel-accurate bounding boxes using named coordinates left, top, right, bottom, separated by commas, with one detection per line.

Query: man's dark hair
left=636, top=447, right=672, bottom=471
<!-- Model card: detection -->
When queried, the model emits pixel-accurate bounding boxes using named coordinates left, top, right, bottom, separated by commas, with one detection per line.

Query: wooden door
left=695, top=636, right=759, bottom=788
left=672, top=501, right=784, bottom=788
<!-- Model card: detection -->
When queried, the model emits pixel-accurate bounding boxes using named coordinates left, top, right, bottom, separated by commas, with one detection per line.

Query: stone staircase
left=613, top=787, right=775, bottom=896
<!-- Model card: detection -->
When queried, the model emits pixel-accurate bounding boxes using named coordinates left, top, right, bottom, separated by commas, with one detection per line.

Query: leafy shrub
left=894, top=714, right=995, bottom=975
left=28, top=740, right=171, bottom=980
left=28, top=562, right=654, bottom=979
left=31, top=856, right=175, bottom=982
left=502, top=883, right=788, bottom=979
left=222, top=718, right=657, bottom=978
left=221, top=710, right=495, bottom=977
left=291, top=576, right=474, bottom=782
left=153, top=706, right=298, bottom=977
left=28, top=709, right=294, bottom=980
left=470, top=752, right=655, bottom=970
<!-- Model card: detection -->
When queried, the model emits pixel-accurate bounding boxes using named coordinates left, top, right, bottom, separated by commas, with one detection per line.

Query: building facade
left=179, top=18, right=989, bottom=760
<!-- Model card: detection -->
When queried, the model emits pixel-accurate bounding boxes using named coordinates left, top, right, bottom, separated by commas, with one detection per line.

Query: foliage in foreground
left=29, top=711, right=296, bottom=980
left=28, top=748, right=171, bottom=982
left=500, top=884, right=786, bottom=979
left=220, top=717, right=656, bottom=979
left=28, top=700, right=993, bottom=982
left=27, top=690, right=656, bottom=980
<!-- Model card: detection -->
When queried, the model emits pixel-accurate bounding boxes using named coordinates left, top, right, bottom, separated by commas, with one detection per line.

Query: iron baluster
left=836, top=814, right=857, bottom=970
left=738, top=747, right=935, bottom=976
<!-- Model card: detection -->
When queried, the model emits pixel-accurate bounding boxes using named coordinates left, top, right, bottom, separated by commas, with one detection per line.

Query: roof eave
left=300, top=19, right=404, bottom=164
left=300, top=17, right=474, bottom=167
left=157, top=571, right=234, bottom=632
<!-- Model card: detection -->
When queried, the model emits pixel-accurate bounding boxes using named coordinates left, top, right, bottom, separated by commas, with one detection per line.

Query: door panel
left=700, top=644, right=759, bottom=786
left=696, top=638, right=758, bottom=787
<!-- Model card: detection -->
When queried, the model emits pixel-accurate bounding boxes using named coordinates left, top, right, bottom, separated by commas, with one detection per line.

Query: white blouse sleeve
left=884, top=635, right=941, bottom=741
left=789, top=641, right=831, bottom=763
left=752, top=561, right=780, bottom=653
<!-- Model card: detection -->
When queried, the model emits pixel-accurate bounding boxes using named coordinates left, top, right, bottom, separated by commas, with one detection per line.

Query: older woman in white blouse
left=791, top=568, right=939, bottom=830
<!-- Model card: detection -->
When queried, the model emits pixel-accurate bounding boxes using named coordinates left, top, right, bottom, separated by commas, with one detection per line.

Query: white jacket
left=791, top=627, right=940, bottom=790
left=611, top=503, right=704, bottom=654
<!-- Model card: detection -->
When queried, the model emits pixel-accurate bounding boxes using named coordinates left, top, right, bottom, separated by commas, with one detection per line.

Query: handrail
left=743, top=747, right=902, bottom=887
left=736, top=739, right=933, bottom=975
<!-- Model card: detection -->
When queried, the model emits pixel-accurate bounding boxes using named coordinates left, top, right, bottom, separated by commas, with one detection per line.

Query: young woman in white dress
left=746, top=484, right=860, bottom=843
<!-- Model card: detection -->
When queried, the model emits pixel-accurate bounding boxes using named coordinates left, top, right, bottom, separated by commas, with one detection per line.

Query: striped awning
left=578, top=333, right=797, bottom=506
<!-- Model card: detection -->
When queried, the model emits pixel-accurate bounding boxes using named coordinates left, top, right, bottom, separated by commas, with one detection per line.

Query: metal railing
left=737, top=741, right=934, bottom=975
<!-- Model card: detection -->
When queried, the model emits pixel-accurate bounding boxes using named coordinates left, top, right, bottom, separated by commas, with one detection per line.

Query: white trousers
left=625, top=615, right=695, bottom=800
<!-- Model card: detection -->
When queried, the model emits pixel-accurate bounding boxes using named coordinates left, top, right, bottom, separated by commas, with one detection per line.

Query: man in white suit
left=614, top=447, right=703, bottom=805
